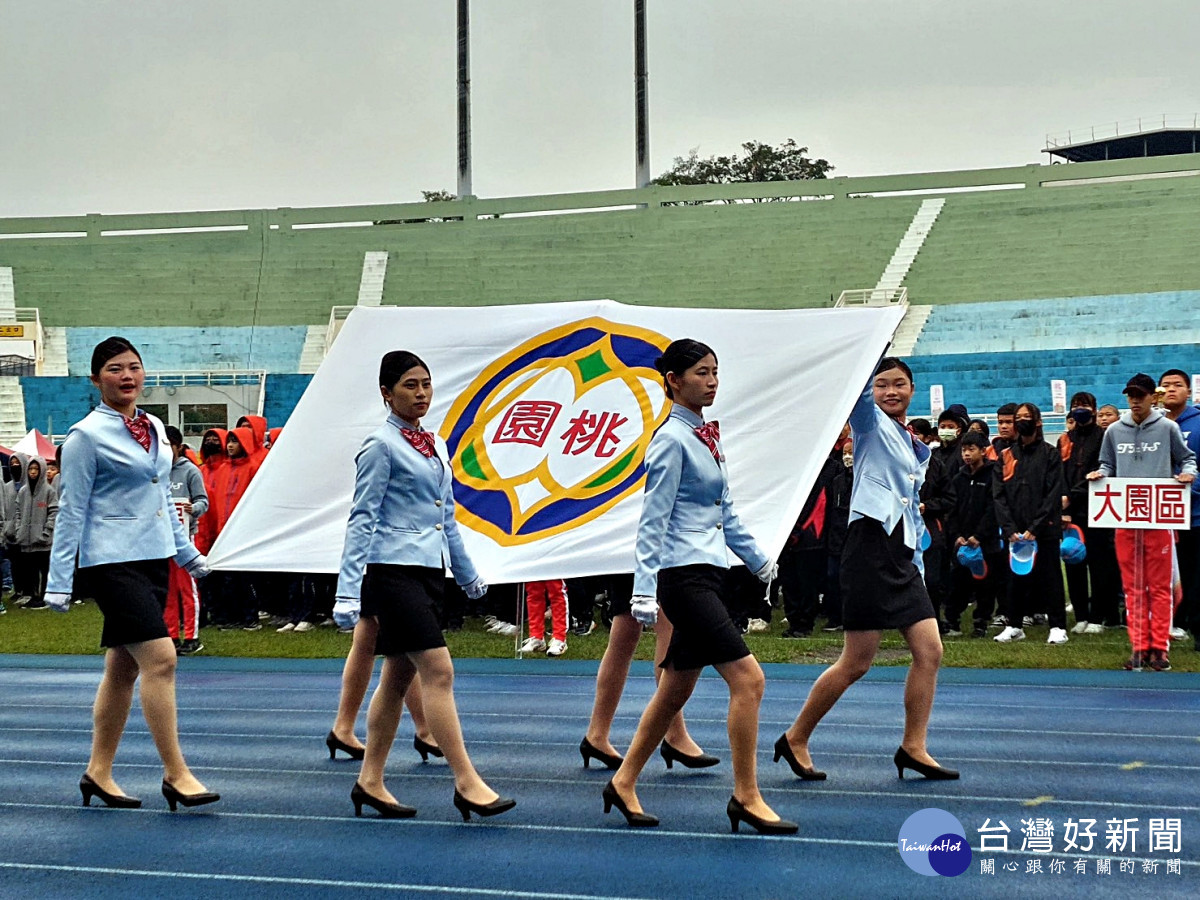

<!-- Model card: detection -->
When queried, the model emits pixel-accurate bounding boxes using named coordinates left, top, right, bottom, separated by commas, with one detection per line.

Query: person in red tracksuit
left=195, top=429, right=228, bottom=628
left=163, top=426, right=208, bottom=655
left=520, top=579, right=570, bottom=657
left=236, top=415, right=269, bottom=467
left=210, top=425, right=261, bottom=629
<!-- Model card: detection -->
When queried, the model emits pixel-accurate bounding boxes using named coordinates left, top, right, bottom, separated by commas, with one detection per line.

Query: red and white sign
left=1088, top=477, right=1192, bottom=530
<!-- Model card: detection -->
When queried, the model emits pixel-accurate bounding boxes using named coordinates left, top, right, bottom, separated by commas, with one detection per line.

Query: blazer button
left=435, top=523, right=443, bottom=531
left=435, top=500, right=443, bottom=507
left=156, top=509, right=164, bottom=517
left=152, top=477, right=159, bottom=483
left=716, top=523, right=723, bottom=530
left=901, top=498, right=910, bottom=505
left=714, top=500, right=721, bottom=506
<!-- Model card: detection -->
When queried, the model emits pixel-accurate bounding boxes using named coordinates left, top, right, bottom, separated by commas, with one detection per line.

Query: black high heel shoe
left=579, top=737, right=623, bottom=770
left=161, top=780, right=220, bottom=811
left=351, top=782, right=417, bottom=819
left=601, top=779, right=658, bottom=827
left=326, top=730, right=365, bottom=761
left=773, top=734, right=826, bottom=781
left=727, top=796, right=798, bottom=835
left=660, top=739, right=720, bottom=770
left=79, top=773, right=141, bottom=809
left=414, top=736, right=444, bottom=762
left=894, top=747, right=959, bottom=780
left=452, top=789, right=516, bottom=822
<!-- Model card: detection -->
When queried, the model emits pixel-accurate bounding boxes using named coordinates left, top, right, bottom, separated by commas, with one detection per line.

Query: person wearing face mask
left=993, top=402, right=1070, bottom=645
left=209, top=426, right=261, bottom=630
left=1089, top=374, right=1197, bottom=671
left=921, top=408, right=967, bottom=632
left=2, top=454, right=30, bottom=605
left=194, top=429, right=228, bottom=628
left=1158, top=368, right=1200, bottom=647
left=13, top=455, right=58, bottom=608
left=1060, top=392, right=1117, bottom=634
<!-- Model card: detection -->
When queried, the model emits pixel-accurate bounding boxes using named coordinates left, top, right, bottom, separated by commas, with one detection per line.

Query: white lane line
left=0, top=862, right=653, bottom=899
left=0, top=815, right=1194, bottom=870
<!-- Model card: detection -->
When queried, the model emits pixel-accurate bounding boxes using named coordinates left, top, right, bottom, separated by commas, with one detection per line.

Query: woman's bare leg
left=356, top=655, right=417, bottom=804
left=898, top=618, right=945, bottom=766
left=331, top=617, right=379, bottom=748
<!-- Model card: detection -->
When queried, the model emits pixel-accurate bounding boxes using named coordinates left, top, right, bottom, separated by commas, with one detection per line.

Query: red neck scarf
left=400, top=427, right=436, bottom=458
left=124, top=412, right=153, bottom=453
left=693, top=421, right=721, bottom=463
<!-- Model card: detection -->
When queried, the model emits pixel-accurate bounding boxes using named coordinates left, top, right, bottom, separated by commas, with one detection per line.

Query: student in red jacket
left=210, top=426, right=261, bottom=630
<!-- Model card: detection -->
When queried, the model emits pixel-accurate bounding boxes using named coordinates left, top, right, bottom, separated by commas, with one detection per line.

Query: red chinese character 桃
left=493, top=400, right=563, bottom=448
left=560, top=410, right=628, bottom=458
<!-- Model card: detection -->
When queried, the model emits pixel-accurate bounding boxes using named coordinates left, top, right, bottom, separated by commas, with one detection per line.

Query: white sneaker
left=994, top=626, right=1026, bottom=643
left=1169, top=626, right=1188, bottom=641
left=1022, top=616, right=1035, bottom=627
left=491, top=621, right=519, bottom=637
left=1047, top=627, right=1069, bottom=645
left=1071, top=621, right=1089, bottom=634
left=546, top=638, right=568, bottom=657
left=1083, top=622, right=1105, bottom=634
left=293, top=621, right=314, bottom=633
left=1064, top=602, right=1073, bottom=615
left=519, top=637, right=547, bottom=653
left=746, top=617, right=769, bottom=633
left=276, top=622, right=295, bottom=633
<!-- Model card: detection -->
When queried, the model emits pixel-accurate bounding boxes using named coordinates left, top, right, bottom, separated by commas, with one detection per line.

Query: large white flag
left=209, top=300, right=904, bottom=582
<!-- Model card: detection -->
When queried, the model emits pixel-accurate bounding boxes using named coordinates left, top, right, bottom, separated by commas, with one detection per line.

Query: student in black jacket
left=992, top=403, right=1069, bottom=645
left=779, top=441, right=843, bottom=637
left=1059, top=392, right=1118, bottom=632
left=945, top=433, right=1006, bottom=637
left=821, top=440, right=854, bottom=632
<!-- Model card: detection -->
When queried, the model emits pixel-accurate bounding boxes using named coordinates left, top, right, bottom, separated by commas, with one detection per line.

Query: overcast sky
left=2, top=0, right=1197, bottom=217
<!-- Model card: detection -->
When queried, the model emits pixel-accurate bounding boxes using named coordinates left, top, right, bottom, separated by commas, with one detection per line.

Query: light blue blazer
left=336, top=413, right=479, bottom=600
left=633, top=405, right=769, bottom=597
left=48, top=405, right=200, bottom=594
left=848, top=381, right=929, bottom=573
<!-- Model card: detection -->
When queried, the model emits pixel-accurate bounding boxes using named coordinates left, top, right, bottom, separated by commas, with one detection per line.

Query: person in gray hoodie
left=1090, top=373, right=1197, bottom=671
left=14, top=455, right=58, bottom=608
left=2, top=453, right=30, bottom=605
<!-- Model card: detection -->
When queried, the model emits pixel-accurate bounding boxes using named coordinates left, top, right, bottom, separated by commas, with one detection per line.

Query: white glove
left=463, top=576, right=488, bottom=600
left=332, top=597, right=360, bottom=630
left=45, top=592, right=72, bottom=613
left=183, top=555, right=211, bottom=579
left=630, top=594, right=658, bottom=626
left=755, top=560, right=778, bottom=584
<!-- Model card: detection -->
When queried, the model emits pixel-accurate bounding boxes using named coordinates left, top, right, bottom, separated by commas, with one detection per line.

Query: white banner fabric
left=208, top=300, right=905, bottom=582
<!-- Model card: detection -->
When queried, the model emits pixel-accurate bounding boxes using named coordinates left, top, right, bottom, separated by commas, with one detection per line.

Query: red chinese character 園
left=560, top=409, right=628, bottom=458
left=1155, top=484, right=1188, bottom=527
left=493, top=400, right=563, bottom=448
left=1125, top=485, right=1153, bottom=523
left=1093, top=485, right=1123, bottom=524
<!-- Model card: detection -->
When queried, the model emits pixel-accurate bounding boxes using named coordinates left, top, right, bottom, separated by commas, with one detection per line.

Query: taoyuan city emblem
left=441, top=318, right=671, bottom=545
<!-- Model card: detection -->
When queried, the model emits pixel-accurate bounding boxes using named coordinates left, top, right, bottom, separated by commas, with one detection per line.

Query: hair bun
left=653, top=355, right=666, bottom=374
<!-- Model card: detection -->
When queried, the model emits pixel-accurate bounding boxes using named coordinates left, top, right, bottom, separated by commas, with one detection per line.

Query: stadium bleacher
left=1, top=152, right=1197, bottom=442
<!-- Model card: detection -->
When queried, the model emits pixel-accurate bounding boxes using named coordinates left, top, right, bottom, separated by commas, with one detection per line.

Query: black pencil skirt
left=840, top=518, right=936, bottom=632
left=80, top=558, right=171, bottom=649
left=656, top=564, right=751, bottom=671
left=361, top=564, right=447, bottom=656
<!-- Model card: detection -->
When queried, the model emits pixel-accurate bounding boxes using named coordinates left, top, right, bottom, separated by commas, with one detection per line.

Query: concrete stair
left=876, top=198, right=945, bottom=293
left=298, top=325, right=326, bottom=374
left=888, top=304, right=934, bottom=356
left=40, top=326, right=69, bottom=376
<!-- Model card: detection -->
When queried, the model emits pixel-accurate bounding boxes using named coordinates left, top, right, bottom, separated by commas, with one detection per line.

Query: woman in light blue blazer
left=603, top=339, right=796, bottom=835
left=777, top=357, right=957, bottom=782
left=45, top=337, right=218, bottom=812
left=332, top=350, right=514, bottom=822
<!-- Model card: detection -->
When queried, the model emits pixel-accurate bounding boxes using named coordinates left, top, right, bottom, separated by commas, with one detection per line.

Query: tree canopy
left=651, top=139, right=833, bottom=186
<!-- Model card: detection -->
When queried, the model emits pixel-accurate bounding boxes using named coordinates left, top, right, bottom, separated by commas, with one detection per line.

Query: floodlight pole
left=634, top=0, right=650, bottom=188
left=457, top=0, right=473, bottom=198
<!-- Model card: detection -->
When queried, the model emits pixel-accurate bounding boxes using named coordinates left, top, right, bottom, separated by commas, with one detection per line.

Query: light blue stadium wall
left=912, top=291, right=1200, bottom=355
left=65, top=326, right=308, bottom=375
left=905, top=344, right=1198, bottom=418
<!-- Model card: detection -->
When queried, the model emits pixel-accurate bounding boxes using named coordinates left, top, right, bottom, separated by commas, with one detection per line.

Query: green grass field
left=1, top=601, right=1192, bottom=672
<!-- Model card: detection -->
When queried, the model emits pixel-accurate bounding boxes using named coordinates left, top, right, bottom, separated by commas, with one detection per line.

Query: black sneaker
left=822, top=624, right=843, bottom=633
left=24, top=597, right=48, bottom=609
left=242, top=622, right=263, bottom=632
left=571, top=620, right=596, bottom=637
left=1148, top=650, right=1171, bottom=672
left=970, top=628, right=986, bottom=638
left=178, top=639, right=204, bottom=655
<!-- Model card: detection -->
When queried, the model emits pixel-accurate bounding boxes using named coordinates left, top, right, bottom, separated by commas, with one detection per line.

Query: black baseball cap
left=1122, top=373, right=1157, bottom=396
